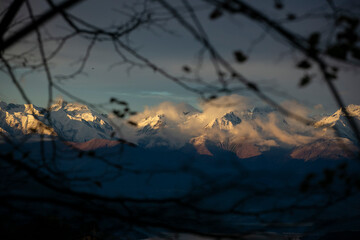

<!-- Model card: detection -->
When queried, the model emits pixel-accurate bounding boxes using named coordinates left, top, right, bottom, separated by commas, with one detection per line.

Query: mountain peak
left=223, top=112, right=242, bottom=124
left=314, top=104, right=360, bottom=142
left=315, top=104, right=360, bottom=127
left=24, top=103, right=43, bottom=115
left=137, top=114, right=166, bottom=136
left=138, top=114, right=166, bottom=129
left=333, top=104, right=360, bottom=118
left=50, top=98, right=90, bottom=113
left=0, top=101, right=113, bottom=142
left=205, top=111, right=241, bottom=130
left=0, top=102, right=54, bottom=137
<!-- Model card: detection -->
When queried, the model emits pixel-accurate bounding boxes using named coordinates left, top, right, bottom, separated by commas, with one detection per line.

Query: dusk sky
left=1, top=0, right=359, bottom=113
left=1, top=1, right=360, bottom=238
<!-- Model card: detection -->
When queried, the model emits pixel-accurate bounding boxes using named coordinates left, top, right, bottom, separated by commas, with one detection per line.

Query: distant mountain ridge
left=1, top=100, right=359, bottom=160
left=314, top=104, right=360, bottom=142
left=134, top=103, right=360, bottom=160
left=0, top=99, right=113, bottom=142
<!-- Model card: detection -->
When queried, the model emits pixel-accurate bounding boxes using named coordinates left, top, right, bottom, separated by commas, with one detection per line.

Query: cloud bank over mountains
left=129, top=96, right=327, bottom=145
left=1, top=95, right=359, bottom=160
left=120, top=94, right=358, bottom=159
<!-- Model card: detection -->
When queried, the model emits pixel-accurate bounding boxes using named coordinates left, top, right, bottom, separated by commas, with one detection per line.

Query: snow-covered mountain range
left=0, top=99, right=113, bottom=142
left=1, top=98, right=359, bottom=160
left=134, top=102, right=359, bottom=160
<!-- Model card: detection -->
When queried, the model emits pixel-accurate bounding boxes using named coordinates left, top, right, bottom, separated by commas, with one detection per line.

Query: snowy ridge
left=136, top=102, right=200, bottom=136
left=314, top=104, right=360, bottom=142
left=137, top=114, right=166, bottom=135
left=134, top=103, right=359, bottom=160
left=205, top=112, right=242, bottom=130
left=315, top=104, right=360, bottom=127
left=0, top=102, right=55, bottom=137
left=0, top=100, right=113, bottom=142
left=48, top=99, right=113, bottom=142
left=1, top=99, right=359, bottom=160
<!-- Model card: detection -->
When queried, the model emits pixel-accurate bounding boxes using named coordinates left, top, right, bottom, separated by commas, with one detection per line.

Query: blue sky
left=1, top=0, right=359, bottom=113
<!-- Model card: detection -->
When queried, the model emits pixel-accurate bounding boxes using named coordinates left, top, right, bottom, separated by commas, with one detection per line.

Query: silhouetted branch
left=0, top=0, right=85, bottom=52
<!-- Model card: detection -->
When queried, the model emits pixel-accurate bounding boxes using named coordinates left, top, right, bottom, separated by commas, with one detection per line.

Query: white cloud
left=112, top=94, right=332, bottom=150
